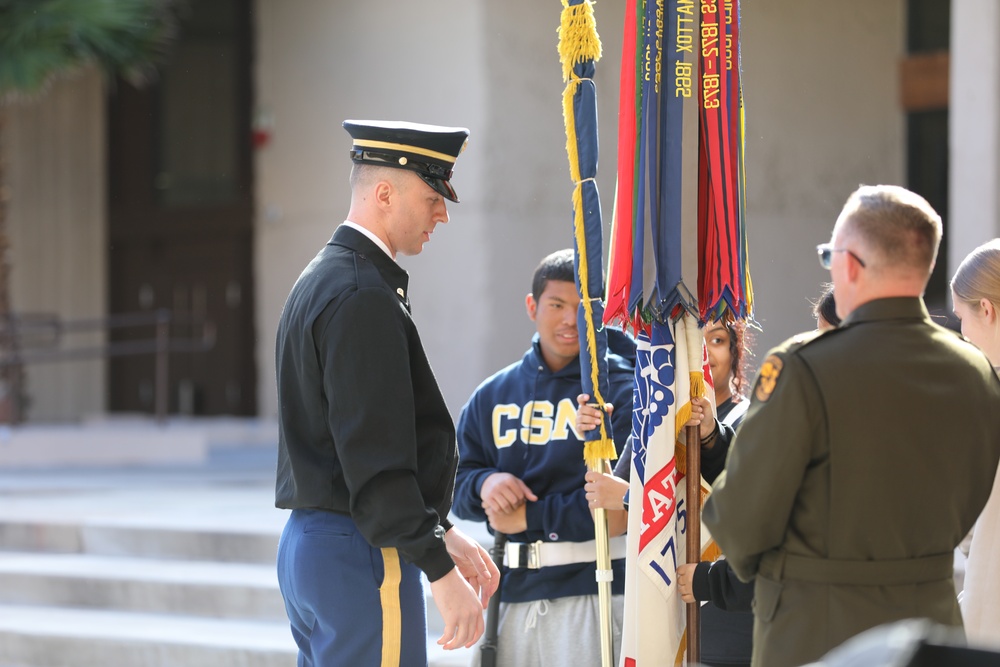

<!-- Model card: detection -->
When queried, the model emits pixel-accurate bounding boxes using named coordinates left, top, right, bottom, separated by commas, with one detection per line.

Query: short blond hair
left=349, top=163, right=403, bottom=191
left=839, top=185, right=942, bottom=276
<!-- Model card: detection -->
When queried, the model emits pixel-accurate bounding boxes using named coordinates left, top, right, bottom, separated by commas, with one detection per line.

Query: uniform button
left=434, top=525, right=446, bottom=540
left=397, top=288, right=405, bottom=298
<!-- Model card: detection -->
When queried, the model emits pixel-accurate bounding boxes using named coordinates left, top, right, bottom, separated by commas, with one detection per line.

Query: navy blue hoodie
left=453, top=329, right=636, bottom=603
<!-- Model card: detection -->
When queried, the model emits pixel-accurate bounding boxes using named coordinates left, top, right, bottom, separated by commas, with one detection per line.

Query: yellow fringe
left=557, top=0, right=602, bottom=82
left=689, top=371, right=705, bottom=401
left=559, top=0, right=611, bottom=472
left=675, top=403, right=693, bottom=442
left=674, top=439, right=688, bottom=477
left=674, top=633, right=687, bottom=667
left=563, top=82, right=582, bottom=183
left=584, top=439, right=617, bottom=472
left=574, top=186, right=616, bottom=466
left=674, top=372, right=704, bottom=442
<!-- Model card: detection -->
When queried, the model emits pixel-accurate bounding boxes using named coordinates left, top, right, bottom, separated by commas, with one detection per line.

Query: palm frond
left=0, top=0, right=181, bottom=99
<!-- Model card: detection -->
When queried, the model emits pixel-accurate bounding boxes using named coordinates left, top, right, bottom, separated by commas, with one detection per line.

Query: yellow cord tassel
left=557, top=0, right=602, bottom=82
left=559, top=0, right=612, bottom=471
left=574, top=185, right=616, bottom=470
left=674, top=370, right=705, bottom=443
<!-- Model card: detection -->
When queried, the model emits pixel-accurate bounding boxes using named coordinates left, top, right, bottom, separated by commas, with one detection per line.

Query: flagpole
left=592, top=502, right=615, bottom=667
left=685, top=422, right=701, bottom=665
left=557, top=3, right=615, bottom=665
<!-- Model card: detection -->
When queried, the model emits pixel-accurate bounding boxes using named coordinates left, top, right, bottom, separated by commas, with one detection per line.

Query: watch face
left=434, top=525, right=447, bottom=540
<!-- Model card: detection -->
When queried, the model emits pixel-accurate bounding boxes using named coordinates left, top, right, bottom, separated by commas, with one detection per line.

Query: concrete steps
left=0, top=512, right=482, bottom=666
left=0, top=520, right=280, bottom=564
left=0, top=553, right=284, bottom=621
left=0, top=421, right=484, bottom=666
left=0, top=605, right=294, bottom=667
left=0, top=514, right=296, bottom=667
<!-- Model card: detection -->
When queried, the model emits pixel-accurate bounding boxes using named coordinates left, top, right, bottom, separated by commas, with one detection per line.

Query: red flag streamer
left=697, top=0, right=752, bottom=323
left=605, top=0, right=641, bottom=330
left=728, top=1, right=754, bottom=318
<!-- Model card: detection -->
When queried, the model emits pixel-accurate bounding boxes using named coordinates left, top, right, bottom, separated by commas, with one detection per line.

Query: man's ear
left=374, top=180, right=393, bottom=209
left=525, top=293, right=538, bottom=321
left=847, top=253, right=864, bottom=283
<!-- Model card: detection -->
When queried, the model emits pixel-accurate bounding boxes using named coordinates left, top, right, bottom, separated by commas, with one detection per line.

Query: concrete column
left=949, top=0, right=1000, bottom=275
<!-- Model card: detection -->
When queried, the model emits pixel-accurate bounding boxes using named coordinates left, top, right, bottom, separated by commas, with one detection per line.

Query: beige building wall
left=0, top=0, right=910, bottom=422
left=253, top=0, right=494, bottom=419
left=950, top=0, right=1000, bottom=274
left=742, top=0, right=905, bottom=356
left=253, top=0, right=906, bottom=419
left=1, top=67, right=107, bottom=422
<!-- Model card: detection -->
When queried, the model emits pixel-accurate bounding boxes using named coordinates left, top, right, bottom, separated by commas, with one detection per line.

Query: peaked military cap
left=343, top=119, right=470, bottom=203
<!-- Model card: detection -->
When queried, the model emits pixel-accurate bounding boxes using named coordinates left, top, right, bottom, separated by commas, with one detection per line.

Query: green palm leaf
left=0, top=0, right=180, bottom=98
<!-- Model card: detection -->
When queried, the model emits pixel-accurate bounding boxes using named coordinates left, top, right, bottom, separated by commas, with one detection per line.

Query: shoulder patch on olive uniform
left=754, top=354, right=783, bottom=402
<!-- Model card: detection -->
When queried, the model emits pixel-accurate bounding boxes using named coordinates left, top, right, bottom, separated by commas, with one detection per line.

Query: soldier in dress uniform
left=274, top=120, right=500, bottom=667
left=703, top=184, right=1000, bottom=667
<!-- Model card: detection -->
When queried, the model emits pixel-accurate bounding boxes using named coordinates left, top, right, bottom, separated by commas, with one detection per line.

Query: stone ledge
left=0, top=425, right=207, bottom=468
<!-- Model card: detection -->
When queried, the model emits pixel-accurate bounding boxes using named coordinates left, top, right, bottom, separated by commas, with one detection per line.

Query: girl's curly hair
left=726, top=318, right=754, bottom=399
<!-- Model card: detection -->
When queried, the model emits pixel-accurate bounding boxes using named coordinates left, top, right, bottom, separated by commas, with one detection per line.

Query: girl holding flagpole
left=578, top=319, right=754, bottom=667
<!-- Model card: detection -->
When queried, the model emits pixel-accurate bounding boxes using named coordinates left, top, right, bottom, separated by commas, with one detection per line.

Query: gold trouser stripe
left=379, top=547, right=403, bottom=667
left=353, top=139, right=457, bottom=164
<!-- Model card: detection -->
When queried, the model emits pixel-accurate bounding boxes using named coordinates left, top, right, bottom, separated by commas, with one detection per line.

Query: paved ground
left=0, top=422, right=485, bottom=666
left=0, top=445, right=285, bottom=531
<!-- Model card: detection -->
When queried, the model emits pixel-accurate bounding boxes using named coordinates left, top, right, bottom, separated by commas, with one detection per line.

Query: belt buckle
left=507, top=541, right=542, bottom=569
left=526, top=541, right=541, bottom=569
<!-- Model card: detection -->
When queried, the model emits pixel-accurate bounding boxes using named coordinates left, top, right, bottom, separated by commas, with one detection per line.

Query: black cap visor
left=418, top=173, right=459, bottom=203
left=351, top=149, right=460, bottom=202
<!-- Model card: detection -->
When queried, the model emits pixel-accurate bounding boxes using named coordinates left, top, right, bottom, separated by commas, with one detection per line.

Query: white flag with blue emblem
left=621, top=313, right=710, bottom=666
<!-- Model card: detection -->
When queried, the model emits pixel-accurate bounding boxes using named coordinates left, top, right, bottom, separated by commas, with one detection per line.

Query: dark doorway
left=905, top=0, right=950, bottom=319
left=107, top=0, right=256, bottom=416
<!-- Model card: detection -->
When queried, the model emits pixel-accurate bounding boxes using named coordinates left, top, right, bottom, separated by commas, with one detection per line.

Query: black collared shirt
left=275, top=225, right=456, bottom=581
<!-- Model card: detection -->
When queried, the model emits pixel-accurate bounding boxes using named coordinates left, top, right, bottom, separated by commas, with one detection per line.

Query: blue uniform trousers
left=277, top=509, right=428, bottom=667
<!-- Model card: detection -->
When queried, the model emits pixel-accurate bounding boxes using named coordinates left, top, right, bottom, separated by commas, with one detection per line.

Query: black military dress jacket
left=704, top=297, right=1000, bottom=667
left=275, top=224, right=456, bottom=581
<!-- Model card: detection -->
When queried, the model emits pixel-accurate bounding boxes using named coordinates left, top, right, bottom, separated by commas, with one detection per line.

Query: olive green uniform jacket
left=703, top=297, right=1000, bottom=667
left=274, top=225, right=456, bottom=581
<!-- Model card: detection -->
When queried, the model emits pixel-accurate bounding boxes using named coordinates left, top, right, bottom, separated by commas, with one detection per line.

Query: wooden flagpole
left=685, top=422, right=701, bottom=664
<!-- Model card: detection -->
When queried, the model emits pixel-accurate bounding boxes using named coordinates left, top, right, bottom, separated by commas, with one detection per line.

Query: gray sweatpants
left=471, top=594, right=624, bottom=667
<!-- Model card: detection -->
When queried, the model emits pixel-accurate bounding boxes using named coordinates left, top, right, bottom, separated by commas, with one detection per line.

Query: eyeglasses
left=816, top=243, right=866, bottom=270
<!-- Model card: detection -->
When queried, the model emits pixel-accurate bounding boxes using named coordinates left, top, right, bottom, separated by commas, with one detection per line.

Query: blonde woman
left=952, top=238, right=1000, bottom=649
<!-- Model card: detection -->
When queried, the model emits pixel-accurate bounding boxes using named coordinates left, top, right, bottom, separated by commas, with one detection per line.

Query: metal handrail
left=0, top=309, right=216, bottom=423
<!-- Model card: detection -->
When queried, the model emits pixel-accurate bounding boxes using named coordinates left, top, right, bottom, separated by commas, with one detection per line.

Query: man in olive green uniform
left=274, top=120, right=499, bottom=667
left=703, top=184, right=1000, bottom=667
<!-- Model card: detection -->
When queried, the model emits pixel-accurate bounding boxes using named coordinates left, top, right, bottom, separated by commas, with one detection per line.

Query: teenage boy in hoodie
left=453, top=249, right=636, bottom=667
